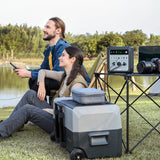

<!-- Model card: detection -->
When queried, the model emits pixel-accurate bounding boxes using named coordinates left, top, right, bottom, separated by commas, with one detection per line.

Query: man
left=15, top=17, right=91, bottom=95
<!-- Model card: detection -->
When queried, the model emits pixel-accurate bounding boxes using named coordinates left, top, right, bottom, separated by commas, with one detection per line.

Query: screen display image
left=110, top=50, right=129, bottom=55
left=139, top=46, right=160, bottom=62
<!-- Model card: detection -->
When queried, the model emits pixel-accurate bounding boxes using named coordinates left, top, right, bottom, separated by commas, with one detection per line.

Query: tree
left=122, top=30, right=147, bottom=52
left=97, top=32, right=124, bottom=54
left=0, top=24, right=159, bottom=59
left=145, top=34, right=160, bottom=46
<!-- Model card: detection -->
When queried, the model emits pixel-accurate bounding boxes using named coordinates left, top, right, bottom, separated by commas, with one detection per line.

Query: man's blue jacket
left=28, top=39, right=91, bottom=85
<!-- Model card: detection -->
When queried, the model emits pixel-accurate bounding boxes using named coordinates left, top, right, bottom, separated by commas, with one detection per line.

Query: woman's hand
left=37, top=82, right=46, bottom=101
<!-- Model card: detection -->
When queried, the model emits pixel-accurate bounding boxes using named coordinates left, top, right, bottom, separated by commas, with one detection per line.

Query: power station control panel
left=107, top=47, right=134, bottom=73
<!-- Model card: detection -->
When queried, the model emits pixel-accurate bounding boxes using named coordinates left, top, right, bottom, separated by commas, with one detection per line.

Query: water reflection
left=0, top=88, right=24, bottom=108
left=0, top=66, right=38, bottom=108
left=107, top=75, right=157, bottom=90
left=0, top=66, right=158, bottom=108
left=0, top=67, right=28, bottom=91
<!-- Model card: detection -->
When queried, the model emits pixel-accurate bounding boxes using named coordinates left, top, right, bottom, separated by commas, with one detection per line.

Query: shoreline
left=0, top=57, right=95, bottom=65
left=0, top=58, right=43, bottom=66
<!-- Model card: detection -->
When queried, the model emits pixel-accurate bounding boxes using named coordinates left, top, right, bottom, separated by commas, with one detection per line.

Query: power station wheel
left=70, top=148, right=85, bottom=160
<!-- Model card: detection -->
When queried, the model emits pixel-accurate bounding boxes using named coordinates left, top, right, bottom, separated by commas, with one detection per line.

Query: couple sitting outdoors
left=0, top=45, right=88, bottom=138
left=0, top=17, right=90, bottom=138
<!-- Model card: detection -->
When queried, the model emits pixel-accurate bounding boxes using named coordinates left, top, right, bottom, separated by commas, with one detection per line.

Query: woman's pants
left=0, top=90, right=54, bottom=138
left=11, top=89, right=52, bottom=115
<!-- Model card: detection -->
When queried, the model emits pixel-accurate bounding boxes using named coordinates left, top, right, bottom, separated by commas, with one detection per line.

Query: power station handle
left=88, top=131, right=110, bottom=146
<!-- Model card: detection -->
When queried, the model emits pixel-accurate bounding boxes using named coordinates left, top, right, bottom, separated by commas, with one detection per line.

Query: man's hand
left=14, top=67, right=32, bottom=78
left=37, top=82, right=46, bottom=101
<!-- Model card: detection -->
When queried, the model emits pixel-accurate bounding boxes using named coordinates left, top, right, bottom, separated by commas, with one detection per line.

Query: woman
left=0, top=46, right=88, bottom=138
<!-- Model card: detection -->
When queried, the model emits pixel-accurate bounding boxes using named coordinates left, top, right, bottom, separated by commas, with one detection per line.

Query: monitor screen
left=139, top=46, right=160, bottom=62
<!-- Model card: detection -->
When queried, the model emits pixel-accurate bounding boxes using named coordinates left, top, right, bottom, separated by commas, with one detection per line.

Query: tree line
left=0, top=24, right=160, bottom=59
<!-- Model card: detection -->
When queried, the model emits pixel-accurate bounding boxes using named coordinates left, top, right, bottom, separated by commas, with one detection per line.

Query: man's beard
left=43, top=34, right=56, bottom=41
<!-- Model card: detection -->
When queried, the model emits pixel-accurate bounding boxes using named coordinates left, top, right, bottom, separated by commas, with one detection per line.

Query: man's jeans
left=29, top=78, right=60, bottom=96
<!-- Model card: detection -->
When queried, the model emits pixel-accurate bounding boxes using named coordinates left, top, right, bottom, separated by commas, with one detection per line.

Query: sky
left=0, top=0, right=160, bottom=37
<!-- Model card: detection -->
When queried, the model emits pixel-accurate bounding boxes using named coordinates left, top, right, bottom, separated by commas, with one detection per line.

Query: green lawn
left=0, top=55, right=159, bottom=159
left=0, top=92, right=159, bottom=160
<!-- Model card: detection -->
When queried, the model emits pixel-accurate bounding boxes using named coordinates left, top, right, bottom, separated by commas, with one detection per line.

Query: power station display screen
left=110, top=50, right=128, bottom=55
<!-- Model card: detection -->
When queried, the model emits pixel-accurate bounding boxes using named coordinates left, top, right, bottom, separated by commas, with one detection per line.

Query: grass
left=0, top=55, right=159, bottom=159
left=0, top=92, right=160, bottom=160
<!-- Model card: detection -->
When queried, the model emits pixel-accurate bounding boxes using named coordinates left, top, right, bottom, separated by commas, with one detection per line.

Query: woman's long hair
left=61, top=46, right=86, bottom=85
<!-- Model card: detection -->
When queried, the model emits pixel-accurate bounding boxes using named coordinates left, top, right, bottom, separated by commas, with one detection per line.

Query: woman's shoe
left=17, top=125, right=24, bottom=132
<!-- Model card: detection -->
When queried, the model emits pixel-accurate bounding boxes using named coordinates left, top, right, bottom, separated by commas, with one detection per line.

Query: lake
left=0, top=66, right=38, bottom=108
left=0, top=66, right=158, bottom=108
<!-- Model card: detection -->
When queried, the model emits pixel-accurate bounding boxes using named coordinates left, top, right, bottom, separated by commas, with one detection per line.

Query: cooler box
left=53, top=88, right=122, bottom=159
